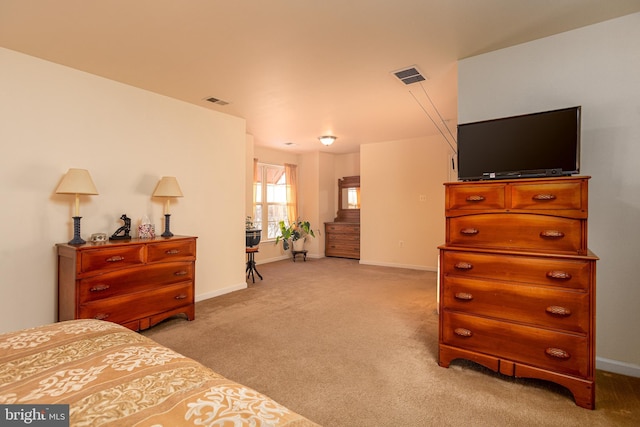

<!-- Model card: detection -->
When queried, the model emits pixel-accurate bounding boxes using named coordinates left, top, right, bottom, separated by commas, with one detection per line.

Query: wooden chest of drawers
left=438, top=176, right=597, bottom=409
left=325, top=222, right=360, bottom=259
left=57, top=236, right=197, bottom=331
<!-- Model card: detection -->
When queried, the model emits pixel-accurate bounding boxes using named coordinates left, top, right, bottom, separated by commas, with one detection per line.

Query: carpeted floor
left=143, top=257, right=640, bottom=426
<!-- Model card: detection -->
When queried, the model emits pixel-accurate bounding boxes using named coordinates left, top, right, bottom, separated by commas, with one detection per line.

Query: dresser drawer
left=447, top=184, right=505, bottom=210
left=325, top=223, right=360, bottom=234
left=442, top=276, right=590, bottom=334
left=441, top=311, right=588, bottom=378
left=79, top=282, right=193, bottom=325
left=147, top=239, right=196, bottom=262
left=80, top=246, right=145, bottom=274
left=327, top=233, right=360, bottom=243
left=441, top=250, right=592, bottom=291
left=448, top=213, right=584, bottom=253
left=510, top=181, right=585, bottom=212
left=326, top=243, right=360, bottom=256
left=79, top=262, right=194, bottom=303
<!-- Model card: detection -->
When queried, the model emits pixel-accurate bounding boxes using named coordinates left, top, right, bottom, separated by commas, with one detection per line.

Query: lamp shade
left=152, top=176, right=183, bottom=198
left=55, top=169, right=99, bottom=195
left=318, top=135, right=336, bottom=146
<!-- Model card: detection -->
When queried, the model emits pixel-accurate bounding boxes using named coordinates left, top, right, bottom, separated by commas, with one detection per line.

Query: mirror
left=336, top=176, right=360, bottom=222
left=342, top=187, right=361, bottom=209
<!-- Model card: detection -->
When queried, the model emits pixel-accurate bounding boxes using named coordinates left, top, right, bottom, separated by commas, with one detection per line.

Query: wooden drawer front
left=441, top=251, right=592, bottom=291
left=80, top=246, right=145, bottom=274
left=510, top=182, right=585, bottom=211
left=325, top=244, right=360, bottom=257
left=79, top=282, right=193, bottom=325
left=147, top=239, right=196, bottom=263
left=79, top=262, right=194, bottom=303
left=327, top=233, right=359, bottom=244
left=442, top=311, right=588, bottom=377
left=448, top=214, right=584, bottom=253
left=325, top=223, right=360, bottom=234
left=442, top=276, right=589, bottom=334
left=447, top=185, right=505, bottom=211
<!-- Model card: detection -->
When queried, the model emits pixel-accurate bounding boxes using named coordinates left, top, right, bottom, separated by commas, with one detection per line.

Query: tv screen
left=456, top=106, right=581, bottom=181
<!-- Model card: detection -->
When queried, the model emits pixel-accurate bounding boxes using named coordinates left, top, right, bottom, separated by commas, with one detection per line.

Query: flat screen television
left=456, top=106, right=581, bottom=181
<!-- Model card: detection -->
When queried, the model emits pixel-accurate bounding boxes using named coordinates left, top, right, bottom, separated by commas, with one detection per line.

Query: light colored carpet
left=143, top=257, right=639, bottom=426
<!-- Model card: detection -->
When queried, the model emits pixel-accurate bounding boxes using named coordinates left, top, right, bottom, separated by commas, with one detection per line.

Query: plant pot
left=292, top=238, right=305, bottom=252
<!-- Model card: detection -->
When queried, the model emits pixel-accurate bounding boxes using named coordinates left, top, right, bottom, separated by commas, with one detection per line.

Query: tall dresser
left=438, top=176, right=597, bottom=409
left=57, top=235, right=196, bottom=331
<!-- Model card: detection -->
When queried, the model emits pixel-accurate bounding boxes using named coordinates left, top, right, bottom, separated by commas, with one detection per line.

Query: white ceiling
left=2, top=1, right=639, bottom=154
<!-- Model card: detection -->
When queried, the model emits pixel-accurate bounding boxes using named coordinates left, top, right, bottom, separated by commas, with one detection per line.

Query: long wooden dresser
left=57, top=235, right=196, bottom=331
left=438, top=176, right=598, bottom=409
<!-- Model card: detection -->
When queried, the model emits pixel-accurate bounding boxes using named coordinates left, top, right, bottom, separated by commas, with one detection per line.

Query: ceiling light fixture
left=318, top=135, right=336, bottom=146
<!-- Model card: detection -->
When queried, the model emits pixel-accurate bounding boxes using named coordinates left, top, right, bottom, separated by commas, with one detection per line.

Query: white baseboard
left=596, top=356, right=640, bottom=378
left=358, top=259, right=437, bottom=272
left=195, top=282, right=247, bottom=302
left=255, top=252, right=322, bottom=264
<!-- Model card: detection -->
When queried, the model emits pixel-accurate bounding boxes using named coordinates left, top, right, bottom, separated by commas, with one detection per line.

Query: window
left=254, top=163, right=289, bottom=240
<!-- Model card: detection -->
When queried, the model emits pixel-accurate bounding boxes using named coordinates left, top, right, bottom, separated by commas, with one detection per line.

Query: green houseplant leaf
left=275, top=219, right=315, bottom=251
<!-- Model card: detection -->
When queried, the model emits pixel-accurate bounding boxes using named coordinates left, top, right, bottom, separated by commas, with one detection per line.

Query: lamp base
left=162, top=214, right=174, bottom=237
left=69, top=216, right=86, bottom=245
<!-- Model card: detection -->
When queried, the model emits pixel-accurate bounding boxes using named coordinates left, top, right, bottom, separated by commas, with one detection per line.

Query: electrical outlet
left=399, top=240, right=404, bottom=247
left=419, top=195, right=427, bottom=202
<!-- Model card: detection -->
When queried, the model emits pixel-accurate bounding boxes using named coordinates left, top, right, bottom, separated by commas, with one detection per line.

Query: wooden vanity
left=325, top=175, right=360, bottom=259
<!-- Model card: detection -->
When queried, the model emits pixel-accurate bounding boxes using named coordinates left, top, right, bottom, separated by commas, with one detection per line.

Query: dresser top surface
left=445, top=175, right=591, bottom=186
left=56, top=235, right=197, bottom=250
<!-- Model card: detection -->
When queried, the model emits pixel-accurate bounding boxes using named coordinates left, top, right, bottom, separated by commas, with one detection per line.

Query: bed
left=0, top=319, right=320, bottom=426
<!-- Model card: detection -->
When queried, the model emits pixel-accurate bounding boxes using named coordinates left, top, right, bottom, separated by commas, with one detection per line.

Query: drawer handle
left=465, top=195, right=485, bottom=202
left=174, top=270, right=188, bottom=276
left=546, top=270, right=572, bottom=280
left=454, top=262, right=473, bottom=270
left=454, top=328, right=473, bottom=337
left=106, top=256, right=125, bottom=262
left=90, top=284, right=110, bottom=292
left=454, top=292, right=473, bottom=301
left=546, top=305, right=572, bottom=316
left=532, top=193, right=557, bottom=201
left=460, top=228, right=479, bottom=236
left=175, top=293, right=188, bottom=300
left=540, top=230, right=564, bottom=239
left=166, top=249, right=180, bottom=255
left=93, top=313, right=110, bottom=320
left=545, top=347, right=571, bottom=360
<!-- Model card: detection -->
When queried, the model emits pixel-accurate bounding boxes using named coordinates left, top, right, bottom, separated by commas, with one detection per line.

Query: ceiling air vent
left=204, top=96, right=229, bottom=106
left=392, top=66, right=427, bottom=85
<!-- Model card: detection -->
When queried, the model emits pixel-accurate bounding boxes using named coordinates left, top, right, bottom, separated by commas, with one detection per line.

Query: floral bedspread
left=0, top=319, right=319, bottom=426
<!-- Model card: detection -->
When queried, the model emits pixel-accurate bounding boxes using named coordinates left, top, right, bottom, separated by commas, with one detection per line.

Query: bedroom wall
left=360, top=135, right=452, bottom=270
left=0, top=47, right=247, bottom=334
left=458, top=12, right=640, bottom=376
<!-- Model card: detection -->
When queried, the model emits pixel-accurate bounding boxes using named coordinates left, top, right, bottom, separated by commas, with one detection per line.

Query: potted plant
left=275, top=219, right=315, bottom=251
left=245, top=216, right=261, bottom=247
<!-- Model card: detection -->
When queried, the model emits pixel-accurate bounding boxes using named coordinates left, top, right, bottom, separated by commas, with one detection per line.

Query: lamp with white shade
left=56, top=168, right=99, bottom=245
left=152, top=176, right=183, bottom=237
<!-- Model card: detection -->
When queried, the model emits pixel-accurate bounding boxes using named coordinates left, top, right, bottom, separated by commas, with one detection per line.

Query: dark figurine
left=110, top=214, right=132, bottom=240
